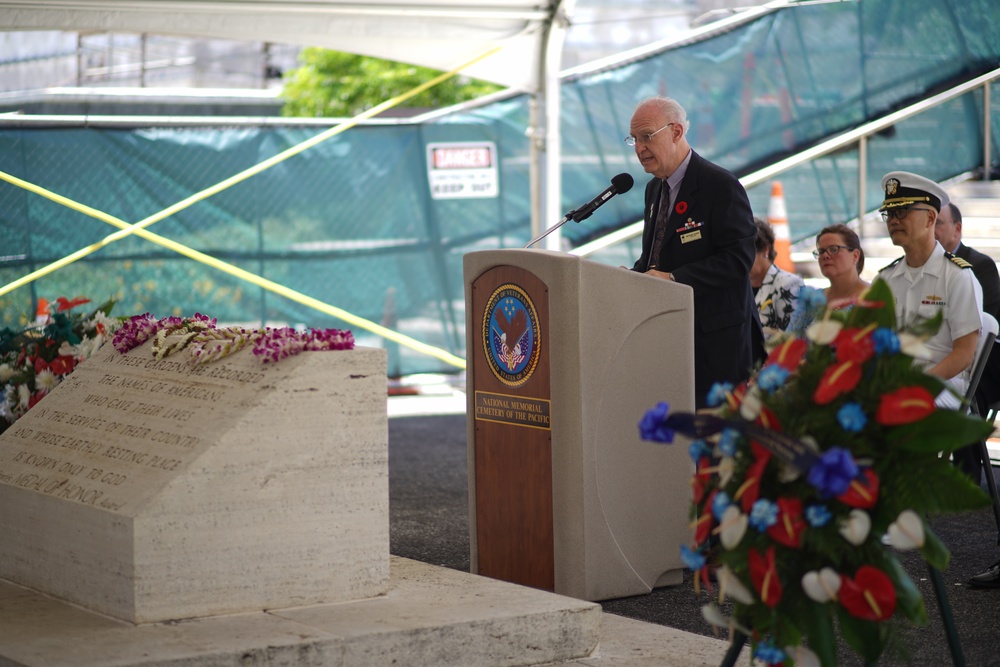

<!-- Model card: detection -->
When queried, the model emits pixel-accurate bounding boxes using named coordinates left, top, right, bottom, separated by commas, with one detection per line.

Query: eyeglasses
left=881, top=206, right=933, bottom=223
left=812, top=245, right=853, bottom=259
left=625, top=123, right=675, bottom=147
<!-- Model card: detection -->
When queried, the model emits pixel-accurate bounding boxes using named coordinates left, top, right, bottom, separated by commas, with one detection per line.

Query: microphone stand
left=523, top=210, right=579, bottom=249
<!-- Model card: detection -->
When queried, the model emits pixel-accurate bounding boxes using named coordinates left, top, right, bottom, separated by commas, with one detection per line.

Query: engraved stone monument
left=0, top=341, right=388, bottom=624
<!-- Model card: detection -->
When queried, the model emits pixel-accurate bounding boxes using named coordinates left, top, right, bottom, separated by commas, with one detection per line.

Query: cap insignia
left=885, top=178, right=900, bottom=196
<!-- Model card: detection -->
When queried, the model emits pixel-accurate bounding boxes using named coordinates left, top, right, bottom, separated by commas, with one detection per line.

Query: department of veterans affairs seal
left=483, top=283, right=541, bottom=387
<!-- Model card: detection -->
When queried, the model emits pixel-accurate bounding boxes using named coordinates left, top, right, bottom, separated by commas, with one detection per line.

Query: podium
left=464, top=249, right=696, bottom=601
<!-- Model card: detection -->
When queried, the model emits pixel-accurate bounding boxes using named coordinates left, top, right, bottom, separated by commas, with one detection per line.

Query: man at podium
left=627, top=96, right=758, bottom=407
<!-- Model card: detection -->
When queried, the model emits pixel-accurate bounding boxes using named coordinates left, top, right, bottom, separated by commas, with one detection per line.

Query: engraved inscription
left=0, top=342, right=281, bottom=513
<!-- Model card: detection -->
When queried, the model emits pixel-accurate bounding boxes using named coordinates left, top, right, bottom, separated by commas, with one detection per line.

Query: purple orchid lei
left=112, top=313, right=354, bottom=364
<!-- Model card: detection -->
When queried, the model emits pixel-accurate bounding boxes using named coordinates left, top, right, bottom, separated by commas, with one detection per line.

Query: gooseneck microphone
left=524, top=173, right=635, bottom=249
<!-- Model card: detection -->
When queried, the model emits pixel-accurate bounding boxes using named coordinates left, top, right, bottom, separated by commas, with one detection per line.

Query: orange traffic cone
left=768, top=181, right=794, bottom=272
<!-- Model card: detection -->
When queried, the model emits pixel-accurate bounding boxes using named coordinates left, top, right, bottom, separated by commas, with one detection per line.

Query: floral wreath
left=0, top=298, right=119, bottom=432
left=639, top=278, right=991, bottom=666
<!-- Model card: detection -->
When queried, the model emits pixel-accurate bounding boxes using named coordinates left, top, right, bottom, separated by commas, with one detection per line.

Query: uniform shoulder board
left=945, top=252, right=973, bottom=269
left=878, top=256, right=903, bottom=272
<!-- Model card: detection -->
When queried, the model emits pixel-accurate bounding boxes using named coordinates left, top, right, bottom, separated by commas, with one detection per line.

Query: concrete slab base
left=0, top=556, right=729, bottom=667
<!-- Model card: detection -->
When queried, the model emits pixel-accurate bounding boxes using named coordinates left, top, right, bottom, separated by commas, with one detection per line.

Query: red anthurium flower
left=839, top=565, right=896, bottom=621
left=693, top=488, right=717, bottom=546
left=737, top=453, right=771, bottom=513
left=757, top=404, right=781, bottom=431
left=692, top=457, right=714, bottom=504
left=27, top=392, right=44, bottom=410
left=765, top=337, right=808, bottom=371
left=749, top=546, right=782, bottom=608
left=836, top=468, right=880, bottom=509
left=766, top=497, right=806, bottom=548
left=813, top=360, right=862, bottom=405
left=876, top=386, right=936, bottom=425
left=48, top=356, right=75, bottom=376
left=33, top=357, right=50, bottom=374
left=691, top=475, right=707, bottom=505
left=55, top=296, right=91, bottom=312
left=834, top=325, right=877, bottom=364
left=693, top=510, right=714, bottom=546
left=726, top=382, right=748, bottom=411
left=854, top=297, right=885, bottom=310
left=750, top=441, right=773, bottom=461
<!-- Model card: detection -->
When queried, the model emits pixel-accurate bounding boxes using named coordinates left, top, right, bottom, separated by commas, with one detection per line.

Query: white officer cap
left=879, top=171, right=949, bottom=212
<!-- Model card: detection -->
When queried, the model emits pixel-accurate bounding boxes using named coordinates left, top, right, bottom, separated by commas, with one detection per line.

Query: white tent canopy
left=0, top=0, right=567, bottom=92
left=0, top=0, right=574, bottom=242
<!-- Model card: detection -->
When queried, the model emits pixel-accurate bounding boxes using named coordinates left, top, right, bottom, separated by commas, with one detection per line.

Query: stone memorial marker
left=0, top=339, right=388, bottom=624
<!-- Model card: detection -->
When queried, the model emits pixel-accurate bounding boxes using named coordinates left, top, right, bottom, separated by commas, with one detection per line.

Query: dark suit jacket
left=631, top=150, right=758, bottom=406
left=956, top=242, right=1000, bottom=407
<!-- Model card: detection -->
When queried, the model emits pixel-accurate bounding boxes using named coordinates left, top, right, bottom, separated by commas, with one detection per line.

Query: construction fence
left=1, top=0, right=998, bottom=375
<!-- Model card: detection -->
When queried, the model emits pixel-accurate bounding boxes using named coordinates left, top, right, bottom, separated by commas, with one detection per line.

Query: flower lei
left=0, top=298, right=119, bottom=432
left=112, top=313, right=354, bottom=364
left=639, top=278, right=991, bottom=666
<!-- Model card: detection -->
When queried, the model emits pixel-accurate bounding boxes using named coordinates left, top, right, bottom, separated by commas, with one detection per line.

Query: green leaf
left=838, top=607, right=888, bottom=663
left=919, top=523, right=952, bottom=571
left=907, top=309, right=944, bottom=337
left=845, top=279, right=896, bottom=329
left=877, top=551, right=927, bottom=623
left=793, top=602, right=838, bottom=667
left=886, top=410, right=993, bottom=454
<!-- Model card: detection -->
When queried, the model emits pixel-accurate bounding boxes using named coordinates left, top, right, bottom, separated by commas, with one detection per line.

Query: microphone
left=567, top=173, right=634, bottom=222
left=523, top=173, right=635, bottom=249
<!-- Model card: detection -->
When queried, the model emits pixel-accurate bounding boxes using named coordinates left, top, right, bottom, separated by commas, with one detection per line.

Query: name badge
left=680, top=230, right=702, bottom=244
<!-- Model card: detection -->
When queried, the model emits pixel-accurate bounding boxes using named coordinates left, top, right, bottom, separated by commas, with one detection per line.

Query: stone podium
left=0, top=341, right=389, bottom=623
left=464, top=249, right=696, bottom=602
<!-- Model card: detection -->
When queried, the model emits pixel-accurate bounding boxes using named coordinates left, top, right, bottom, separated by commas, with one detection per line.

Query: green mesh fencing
left=1, top=0, right=999, bottom=376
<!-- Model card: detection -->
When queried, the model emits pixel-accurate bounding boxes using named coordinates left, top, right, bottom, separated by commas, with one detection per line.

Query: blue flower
left=706, top=382, right=733, bottom=407
left=799, top=286, right=827, bottom=310
left=787, top=286, right=828, bottom=334
left=749, top=498, right=779, bottom=531
left=757, top=364, right=790, bottom=393
left=837, top=402, right=868, bottom=432
left=718, top=428, right=741, bottom=458
left=873, top=327, right=900, bottom=355
left=753, top=640, right=786, bottom=666
left=689, top=439, right=711, bottom=462
left=806, top=447, right=859, bottom=498
left=680, top=544, right=706, bottom=571
left=711, top=491, right=731, bottom=520
left=639, top=402, right=674, bottom=443
left=805, top=504, right=833, bottom=527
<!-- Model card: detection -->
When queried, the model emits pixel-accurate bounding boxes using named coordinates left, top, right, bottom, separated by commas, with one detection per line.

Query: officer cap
left=879, top=171, right=949, bottom=212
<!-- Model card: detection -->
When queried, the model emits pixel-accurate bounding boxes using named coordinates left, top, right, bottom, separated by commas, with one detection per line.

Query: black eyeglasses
left=813, top=245, right=852, bottom=259
left=881, top=206, right=933, bottom=223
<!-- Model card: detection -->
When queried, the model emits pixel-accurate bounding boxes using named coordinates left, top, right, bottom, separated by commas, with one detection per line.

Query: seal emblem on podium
left=483, top=283, right=541, bottom=387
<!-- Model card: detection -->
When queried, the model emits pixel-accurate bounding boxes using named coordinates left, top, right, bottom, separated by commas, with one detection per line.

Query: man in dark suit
left=934, top=200, right=1000, bottom=488
left=934, top=200, right=1000, bottom=589
left=627, top=96, right=759, bottom=407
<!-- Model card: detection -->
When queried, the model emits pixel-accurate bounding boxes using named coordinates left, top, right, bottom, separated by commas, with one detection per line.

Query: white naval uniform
left=879, top=241, right=983, bottom=408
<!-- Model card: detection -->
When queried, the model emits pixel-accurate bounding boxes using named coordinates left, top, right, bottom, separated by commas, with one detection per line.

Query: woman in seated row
left=784, top=223, right=870, bottom=336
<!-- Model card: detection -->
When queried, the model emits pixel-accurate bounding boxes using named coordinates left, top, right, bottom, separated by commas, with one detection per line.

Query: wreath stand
left=718, top=563, right=965, bottom=667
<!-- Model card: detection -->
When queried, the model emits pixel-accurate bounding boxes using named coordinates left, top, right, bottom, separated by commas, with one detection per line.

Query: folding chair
left=966, top=312, right=1000, bottom=543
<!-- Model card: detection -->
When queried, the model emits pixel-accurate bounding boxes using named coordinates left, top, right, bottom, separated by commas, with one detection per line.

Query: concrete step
left=0, top=557, right=607, bottom=667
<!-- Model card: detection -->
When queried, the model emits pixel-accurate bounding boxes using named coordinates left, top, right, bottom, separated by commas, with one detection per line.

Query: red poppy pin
left=675, top=201, right=688, bottom=215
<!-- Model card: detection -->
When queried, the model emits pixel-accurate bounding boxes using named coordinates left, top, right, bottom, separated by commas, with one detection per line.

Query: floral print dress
left=755, top=263, right=803, bottom=337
